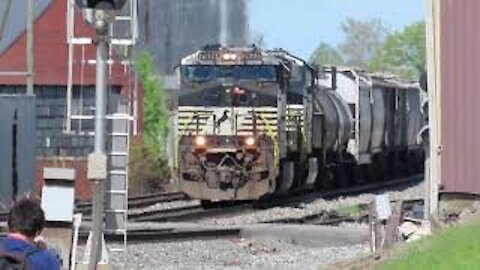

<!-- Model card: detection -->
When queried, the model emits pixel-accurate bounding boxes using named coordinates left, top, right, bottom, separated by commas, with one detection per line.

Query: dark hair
left=7, top=198, right=45, bottom=238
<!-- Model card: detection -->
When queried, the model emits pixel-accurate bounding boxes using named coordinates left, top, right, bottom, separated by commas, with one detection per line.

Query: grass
left=378, top=221, right=480, bottom=270
left=335, top=204, right=365, bottom=217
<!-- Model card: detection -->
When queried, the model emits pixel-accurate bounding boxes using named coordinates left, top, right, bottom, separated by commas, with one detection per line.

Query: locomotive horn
left=331, top=66, right=337, bottom=91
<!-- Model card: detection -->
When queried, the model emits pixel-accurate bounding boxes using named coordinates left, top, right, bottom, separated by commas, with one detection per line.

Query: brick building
left=0, top=0, right=137, bottom=200
left=0, top=0, right=250, bottom=200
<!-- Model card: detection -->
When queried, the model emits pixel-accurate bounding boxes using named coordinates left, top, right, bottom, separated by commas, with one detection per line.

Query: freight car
left=172, top=46, right=424, bottom=203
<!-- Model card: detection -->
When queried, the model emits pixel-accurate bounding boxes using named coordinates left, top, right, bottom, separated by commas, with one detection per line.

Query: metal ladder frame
left=66, top=0, right=138, bottom=268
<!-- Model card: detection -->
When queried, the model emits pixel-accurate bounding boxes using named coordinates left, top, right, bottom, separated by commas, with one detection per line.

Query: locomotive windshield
left=182, top=65, right=277, bottom=82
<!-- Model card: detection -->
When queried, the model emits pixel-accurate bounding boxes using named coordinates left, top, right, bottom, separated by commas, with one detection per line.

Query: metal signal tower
left=68, top=0, right=138, bottom=268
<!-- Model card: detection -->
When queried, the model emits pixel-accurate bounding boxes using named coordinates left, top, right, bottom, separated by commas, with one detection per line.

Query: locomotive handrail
left=256, top=113, right=279, bottom=168
left=174, top=112, right=197, bottom=169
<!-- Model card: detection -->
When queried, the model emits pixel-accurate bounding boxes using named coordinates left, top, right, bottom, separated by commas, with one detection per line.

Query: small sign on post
left=370, top=194, right=392, bottom=253
left=41, top=167, right=76, bottom=270
left=374, top=194, right=392, bottom=221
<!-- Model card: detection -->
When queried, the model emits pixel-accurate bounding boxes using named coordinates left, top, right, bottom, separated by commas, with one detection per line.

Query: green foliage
left=379, top=222, right=480, bottom=270
left=371, top=22, right=426, bottom=80
left=128, top=137, right=170, bottom=195
left=309, top=19, right=425, bottom=81
left=339, top=18, right=388, bottom=69
left=136, top=50, right=170, bottom=158
left=310, top=42, right=344, bottom=66
left=335, top=204, right=364, bottom=217
left=129, top=51, right=171, bottom=193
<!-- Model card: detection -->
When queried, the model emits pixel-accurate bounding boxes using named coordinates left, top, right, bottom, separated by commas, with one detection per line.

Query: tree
left=129, top=51, right=171, bottom=194
left=339, top=18, right=388, bottom=69
left=136, top=50, right=170, bottom=157
left=370, top=22, right=426, bottom=80
left=309, top=42, right=344, bottom=66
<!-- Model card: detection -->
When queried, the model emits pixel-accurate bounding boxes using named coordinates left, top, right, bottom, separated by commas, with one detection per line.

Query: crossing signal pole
left=74, top=1, right=127, bottom=269
left=88, top=10, right=110, bottom=269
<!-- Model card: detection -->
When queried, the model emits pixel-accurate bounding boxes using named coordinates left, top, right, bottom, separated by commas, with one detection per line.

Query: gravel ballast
left=74, top=180, right=424, bottom=269
left=76, top=239, right=369, bottom=270
left=199, top=181, right=425, bottom=226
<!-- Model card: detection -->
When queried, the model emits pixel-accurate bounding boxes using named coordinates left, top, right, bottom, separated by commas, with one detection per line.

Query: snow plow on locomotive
left=172, top=46, right=424, bottom=203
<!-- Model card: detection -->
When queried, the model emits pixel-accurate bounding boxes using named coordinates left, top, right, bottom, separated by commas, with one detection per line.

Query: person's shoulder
left=29, top=249, right=61, bottom=270
left=0, top=237, right=22, bottom=246
left=0, top=237, right=30, bottom=253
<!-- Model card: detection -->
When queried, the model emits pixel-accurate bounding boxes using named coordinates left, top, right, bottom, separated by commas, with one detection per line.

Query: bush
left=128, top=137, right=170, bottom=195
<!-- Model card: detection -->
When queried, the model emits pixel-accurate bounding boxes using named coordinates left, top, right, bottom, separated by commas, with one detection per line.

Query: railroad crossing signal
left=75, top=0, right=127, bottom=10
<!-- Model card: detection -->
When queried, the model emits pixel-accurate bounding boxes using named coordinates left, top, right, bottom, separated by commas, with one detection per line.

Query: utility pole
left=425, top=0, right=440, bottom=220
left=87, top=9, right=111, bottom=270
left=26, top=0, right=34, bottom=95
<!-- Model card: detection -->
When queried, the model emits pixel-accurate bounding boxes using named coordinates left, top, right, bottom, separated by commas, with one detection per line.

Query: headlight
left=222, top=53, right=238, bottom=61
left=194, top=136, right=206, bottom=148
left=245, top=137, right=256, bottom=148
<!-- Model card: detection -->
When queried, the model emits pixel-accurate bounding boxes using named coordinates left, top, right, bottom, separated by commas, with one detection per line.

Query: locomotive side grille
left=239, top=107, right=278, bottom=135
left=177, top=106, right=280, bottom=136
left=177, top=105, right=304, bottom=136
left=177, top=108, right=214, bottom=134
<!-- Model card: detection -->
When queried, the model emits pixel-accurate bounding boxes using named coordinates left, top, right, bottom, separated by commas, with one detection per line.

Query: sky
left=249, top=0, right=426, bottom=59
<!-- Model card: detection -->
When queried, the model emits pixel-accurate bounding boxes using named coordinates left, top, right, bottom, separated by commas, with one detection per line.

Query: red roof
left=0, top=0, right=126, bottom=86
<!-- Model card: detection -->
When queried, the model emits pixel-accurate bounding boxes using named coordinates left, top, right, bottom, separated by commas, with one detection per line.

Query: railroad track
left=79, top=198, right=423, bottom=243
left=69, top=175, right=425, bottom=243
left=262, top=210, right=358, bottom=226
left=78, top=201, right=253, bottom=223
left=1, top=174, right=423, bottom=225
left=129, top=203, right=253, bottom=223
left=79, top=228, right=241, bottom=243
left=256, top=175, right=424, bottom=226
left=87, top=199, right=423, bottom=243
left=75, top=191, right=188, bottom=214
left=262, top=198, right=424, bottom=226
left=128, top=174, right=422, bottom=223
left=256, top=174, right=423, bottom=208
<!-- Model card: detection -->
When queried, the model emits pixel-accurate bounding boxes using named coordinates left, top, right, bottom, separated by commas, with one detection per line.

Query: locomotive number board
left=198, top=51, right=263, bottom=61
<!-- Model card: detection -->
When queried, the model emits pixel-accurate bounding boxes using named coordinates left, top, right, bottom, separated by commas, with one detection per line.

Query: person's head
left=7, top=197, right=45, bottom=239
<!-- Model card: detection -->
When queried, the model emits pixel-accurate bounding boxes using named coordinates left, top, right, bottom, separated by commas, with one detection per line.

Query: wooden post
left=369, top=202, right=376, bottom=253
left=384, top=200, right=403, bottom=248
